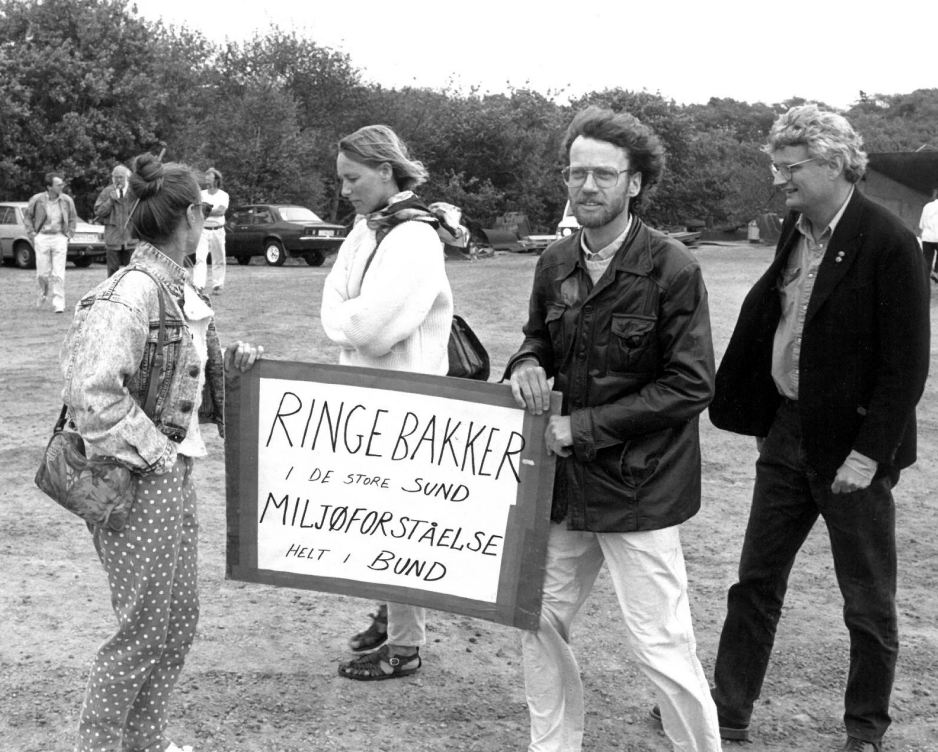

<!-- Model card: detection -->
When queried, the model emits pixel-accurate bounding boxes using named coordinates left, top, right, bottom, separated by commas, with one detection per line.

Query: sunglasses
left=195, top=202, right=213, bottom=219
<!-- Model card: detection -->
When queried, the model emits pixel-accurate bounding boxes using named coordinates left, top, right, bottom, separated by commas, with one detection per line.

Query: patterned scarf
left=364, top=191, right=468, bottom=248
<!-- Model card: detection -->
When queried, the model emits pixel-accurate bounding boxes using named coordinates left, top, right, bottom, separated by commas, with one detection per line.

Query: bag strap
left=360, top=224, right=397, bottom=281
left=360, top=203, right=436, bottom=281
left=59, top=266, right=168, bottom=430
left=131, top=267, right=168, bottom=417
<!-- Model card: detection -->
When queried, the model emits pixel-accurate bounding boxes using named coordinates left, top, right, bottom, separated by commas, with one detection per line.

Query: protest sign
left=225, top=360, right=559, bottom=630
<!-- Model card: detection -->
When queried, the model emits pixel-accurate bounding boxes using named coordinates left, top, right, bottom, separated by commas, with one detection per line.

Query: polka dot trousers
left=77, top=456, right=199, bottom=752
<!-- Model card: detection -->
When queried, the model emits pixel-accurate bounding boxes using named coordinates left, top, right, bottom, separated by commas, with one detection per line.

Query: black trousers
left=712, top=399, right=898, bottom=743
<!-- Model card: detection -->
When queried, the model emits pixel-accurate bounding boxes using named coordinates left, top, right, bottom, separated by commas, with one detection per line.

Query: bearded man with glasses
left=702, top=105, right=929, bottom=752
left=506, top=106, right=721, bottom=752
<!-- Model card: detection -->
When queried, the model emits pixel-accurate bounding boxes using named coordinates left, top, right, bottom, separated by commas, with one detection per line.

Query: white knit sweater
left=321, top=217, right=453, bottom=375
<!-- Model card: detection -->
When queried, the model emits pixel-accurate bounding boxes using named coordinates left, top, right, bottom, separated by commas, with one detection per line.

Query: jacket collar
left=560, top=217, right=652, bottom=275
left=130, top=242, right=191, bottom=299
left=771, top=189, right=868, bottom=326
left=610, top=217, right=654, bottom=275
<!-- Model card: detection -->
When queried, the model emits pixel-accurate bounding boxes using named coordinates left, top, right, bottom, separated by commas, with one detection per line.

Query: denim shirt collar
left=132, top=242, right=192, bottom=300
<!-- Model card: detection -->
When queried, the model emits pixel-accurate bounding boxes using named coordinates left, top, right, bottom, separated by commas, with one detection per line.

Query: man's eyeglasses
left=193, top=202, right=213, bottom=219
left=770, top=157, right=815, bottom=181
left=561, top=167, right=630, bottom=189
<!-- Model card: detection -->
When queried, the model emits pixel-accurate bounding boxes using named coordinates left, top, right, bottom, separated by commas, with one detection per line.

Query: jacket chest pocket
left=608, top=314, right=657, bottom=373
left=136, top=323, right=186, bottom=411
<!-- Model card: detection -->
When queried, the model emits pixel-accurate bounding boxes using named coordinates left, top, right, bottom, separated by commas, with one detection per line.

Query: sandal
left=338, top=645, right=421, bottom=681
left=348, top=604, right=388, bottom=653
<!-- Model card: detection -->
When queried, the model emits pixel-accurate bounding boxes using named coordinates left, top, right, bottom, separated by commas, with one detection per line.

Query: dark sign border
left=225, top=359, right=558, bottom=630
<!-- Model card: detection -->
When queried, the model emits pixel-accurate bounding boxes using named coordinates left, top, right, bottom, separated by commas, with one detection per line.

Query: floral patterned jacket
left=60, top=243, right=225, bottom=473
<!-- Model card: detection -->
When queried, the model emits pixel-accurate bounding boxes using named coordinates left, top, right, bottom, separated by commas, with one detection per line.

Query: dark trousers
left=712, top=399, right=897, bottom=743
left=923, top=241, right=937, bottom=279
left=106, top=247, right=134, bottom=277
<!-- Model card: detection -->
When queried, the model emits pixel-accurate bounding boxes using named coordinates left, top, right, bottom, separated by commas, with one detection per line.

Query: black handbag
left=448, top=314, right=490, bottom=381
left=361, top=222, right=490, bottom=381
left=35, top=268, right=168, bottom=531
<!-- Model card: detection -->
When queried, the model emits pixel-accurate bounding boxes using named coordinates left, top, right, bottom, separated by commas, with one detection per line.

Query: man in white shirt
left=193, top=168, right=229, bottom=293
left=919, top=188, right=938, bottom=281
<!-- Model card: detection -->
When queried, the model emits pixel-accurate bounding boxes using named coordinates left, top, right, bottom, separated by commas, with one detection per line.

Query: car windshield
left=279, top=207, right=322, bottom=223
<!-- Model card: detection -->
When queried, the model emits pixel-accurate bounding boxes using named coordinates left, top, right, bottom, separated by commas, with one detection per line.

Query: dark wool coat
left=709, top=189, right=930, bottom=478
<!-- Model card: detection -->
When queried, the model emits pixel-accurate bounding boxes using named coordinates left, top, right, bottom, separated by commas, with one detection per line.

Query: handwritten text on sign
left=256, top=378, right=527, bottom=603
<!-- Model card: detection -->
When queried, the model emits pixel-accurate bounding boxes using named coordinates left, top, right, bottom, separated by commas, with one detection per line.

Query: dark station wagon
left=225, top=204, right=347, bottom=267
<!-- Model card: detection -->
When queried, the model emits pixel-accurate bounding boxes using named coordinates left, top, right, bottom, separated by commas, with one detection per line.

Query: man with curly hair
left=706, top=105, right=929, bottom=752
left=507, top=106, right=722, bottom=752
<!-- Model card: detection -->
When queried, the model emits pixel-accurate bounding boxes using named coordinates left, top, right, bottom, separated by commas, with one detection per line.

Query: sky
left=131, top=0, right=933, bottom=110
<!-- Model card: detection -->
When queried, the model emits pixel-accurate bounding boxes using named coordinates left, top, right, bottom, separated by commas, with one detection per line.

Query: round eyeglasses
left=770, top=157, right=815, bottom=181
left=561, top=167, right=630, bottom=189
left=191, top=202, right=214, bottom=219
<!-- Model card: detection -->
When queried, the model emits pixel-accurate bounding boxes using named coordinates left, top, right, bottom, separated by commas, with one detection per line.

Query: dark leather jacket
left=506, top=219, right=715, bottom=532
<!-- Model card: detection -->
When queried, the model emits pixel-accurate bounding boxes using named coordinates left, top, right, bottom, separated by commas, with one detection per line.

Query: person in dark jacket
left=94, top=163, right=138, bottom=276
left=706, top=106, right=929, bottom=752
left=507, top=106, right=721, bottom=752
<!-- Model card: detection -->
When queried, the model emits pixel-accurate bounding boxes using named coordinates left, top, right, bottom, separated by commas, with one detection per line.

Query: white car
left=556, top=201, right=580, bottom=239
left=0, top=201, right=106, bottom=268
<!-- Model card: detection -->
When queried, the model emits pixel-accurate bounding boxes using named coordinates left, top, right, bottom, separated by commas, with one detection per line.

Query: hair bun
left=130, top=152, right=165, bottom=199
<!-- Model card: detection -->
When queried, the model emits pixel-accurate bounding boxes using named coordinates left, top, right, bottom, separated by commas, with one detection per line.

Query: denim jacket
left=60, top=243, right=226, bottom=472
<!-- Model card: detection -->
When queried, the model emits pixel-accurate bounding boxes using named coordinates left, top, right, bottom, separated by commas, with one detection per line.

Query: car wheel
left=73, top=256, right=94, bottom=268
left=14, top=241, right=36, bottom=269
left=236, top=255, right=251, bottom=266
left=264, top=240, right=286, bottom=266
left=304, top=250, right=325, bottom=267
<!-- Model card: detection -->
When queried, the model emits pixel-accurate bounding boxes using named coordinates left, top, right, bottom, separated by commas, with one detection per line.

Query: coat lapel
left=804, top=191, right=864, bottom=327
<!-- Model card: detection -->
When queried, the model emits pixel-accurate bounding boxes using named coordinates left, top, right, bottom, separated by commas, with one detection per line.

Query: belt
left=204, top=225, right=224, bottom=231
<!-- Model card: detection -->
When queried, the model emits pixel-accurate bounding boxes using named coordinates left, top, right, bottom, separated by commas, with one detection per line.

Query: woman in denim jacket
left=61, top=152, right=262, bottom=752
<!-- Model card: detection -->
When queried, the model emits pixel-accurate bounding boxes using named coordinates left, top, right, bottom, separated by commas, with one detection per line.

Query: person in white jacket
left=321, top=124, right=454, bottom=680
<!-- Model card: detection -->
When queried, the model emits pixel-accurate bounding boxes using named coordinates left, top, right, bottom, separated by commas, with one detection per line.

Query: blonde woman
left=321, top=124, right=456, bottom=680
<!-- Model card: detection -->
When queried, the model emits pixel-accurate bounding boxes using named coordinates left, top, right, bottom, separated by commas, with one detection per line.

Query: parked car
left=225, top=204, right=347, bottom=267
left=556, top=200, right=580, bottom=239
left=0, top=201, right=106, bottom=268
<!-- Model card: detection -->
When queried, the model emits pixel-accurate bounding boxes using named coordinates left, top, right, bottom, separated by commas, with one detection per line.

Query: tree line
left=2, top=0, right=936, bottom=234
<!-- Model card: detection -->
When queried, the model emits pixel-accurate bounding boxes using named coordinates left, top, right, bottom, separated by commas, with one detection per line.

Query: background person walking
left=23, top=172, right=76, bottom=313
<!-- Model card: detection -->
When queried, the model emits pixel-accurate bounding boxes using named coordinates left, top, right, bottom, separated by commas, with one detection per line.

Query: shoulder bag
left=362, top=221, right=490, bottom=381
left=35, top=268, right=168, bottom=531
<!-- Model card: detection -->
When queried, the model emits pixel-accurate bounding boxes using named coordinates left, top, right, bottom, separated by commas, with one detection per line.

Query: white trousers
left=35, top=233, right=68, bottom=312
left=522, top=523, right=722, bottom=752
left=387, top=602, right=426, bottom=646
left=193, top=228, right=226, bottom=290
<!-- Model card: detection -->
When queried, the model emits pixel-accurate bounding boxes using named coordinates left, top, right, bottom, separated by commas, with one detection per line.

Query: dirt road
left=2, top=246, right=936, bottom=751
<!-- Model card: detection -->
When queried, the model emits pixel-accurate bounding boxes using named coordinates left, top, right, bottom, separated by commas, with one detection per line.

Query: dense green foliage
left=2, top=0, right=936, bottom=230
